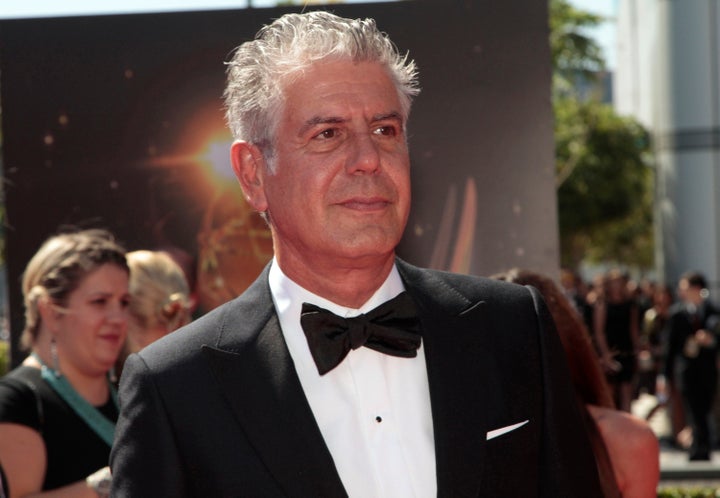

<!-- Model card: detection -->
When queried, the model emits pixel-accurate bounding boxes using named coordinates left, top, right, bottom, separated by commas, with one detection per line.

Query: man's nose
left=345, top=133, right=381, bottom=174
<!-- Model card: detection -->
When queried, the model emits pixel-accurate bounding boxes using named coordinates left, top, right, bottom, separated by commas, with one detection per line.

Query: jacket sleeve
left=527, top=286, right=604, bottom=498
left=110, top=353, right=190, bottom=497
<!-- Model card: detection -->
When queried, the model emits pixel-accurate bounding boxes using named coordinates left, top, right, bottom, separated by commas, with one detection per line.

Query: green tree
left=549, top=0, right=604, bottom=97
left=550, top=0, right=654, bottom=271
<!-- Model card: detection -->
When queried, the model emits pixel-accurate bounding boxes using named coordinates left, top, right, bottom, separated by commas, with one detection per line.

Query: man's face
left=678, top=278, right=702, bottom=305
left=255, top=59, right=411, bottom=271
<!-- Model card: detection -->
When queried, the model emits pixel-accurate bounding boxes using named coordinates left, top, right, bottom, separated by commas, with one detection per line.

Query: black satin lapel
left=396, top=260, right=490, bottom=497
left=202, top=315, right=347, bottom=498
left=421, top=300, right=489, bottom=497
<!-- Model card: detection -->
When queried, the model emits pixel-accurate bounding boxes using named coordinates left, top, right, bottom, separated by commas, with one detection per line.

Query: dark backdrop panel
left=0, top=0, right=556, bottom=365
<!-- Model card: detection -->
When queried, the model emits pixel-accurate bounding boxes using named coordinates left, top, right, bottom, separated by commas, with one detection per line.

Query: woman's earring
left=50, top=337, right=61, bottom=377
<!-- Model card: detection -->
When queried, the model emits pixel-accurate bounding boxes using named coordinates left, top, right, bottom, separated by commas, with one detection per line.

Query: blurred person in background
left=637, top=284, right=672, bottom=397
left=560, top=268, right=593, bottom=329
left=640, top=285, right=686, bottom=446
left=593, top=270, right=640, bottom=412
left=115, top=250, right=192, bottom=377
left=634, top=279, right=656, bottom=329
left=494, top=269, right=659, bottom=498
left=664, top=271, right=719, bottom=461
left=0, top=229, right=129, bottom=497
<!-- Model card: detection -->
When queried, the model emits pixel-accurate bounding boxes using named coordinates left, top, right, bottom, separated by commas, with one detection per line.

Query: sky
left=0, top=0, right=376, bottom=17
left=568, top=0, right=618, bottom=69
left=0, top=0, right=618, bottom=67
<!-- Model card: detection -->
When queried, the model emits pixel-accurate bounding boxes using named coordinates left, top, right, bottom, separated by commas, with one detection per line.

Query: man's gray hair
left=223, top=11, right=419, bottom=156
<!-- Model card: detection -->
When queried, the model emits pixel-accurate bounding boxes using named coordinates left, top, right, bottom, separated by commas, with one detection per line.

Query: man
left=110, top=11, right=602, bottom=497
left=664, top=271, right=719, bottom=461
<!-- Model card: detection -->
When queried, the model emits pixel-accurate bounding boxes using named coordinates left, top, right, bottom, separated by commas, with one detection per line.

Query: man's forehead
left=278, top=62, right=404, bottom=121
left=280, top=59, right=395, bottom=94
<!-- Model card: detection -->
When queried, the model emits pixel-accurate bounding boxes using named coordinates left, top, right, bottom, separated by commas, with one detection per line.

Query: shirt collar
left=268, top=258, right=405, bottom=321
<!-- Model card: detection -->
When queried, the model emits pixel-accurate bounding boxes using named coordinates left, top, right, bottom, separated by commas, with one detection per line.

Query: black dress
left=0, top=365, right=117, bottom=490
left=604, top=300, right=637, bottom=383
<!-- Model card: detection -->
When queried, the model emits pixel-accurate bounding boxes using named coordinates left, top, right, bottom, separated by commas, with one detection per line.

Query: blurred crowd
left=561, top=267, right=720, bottom=461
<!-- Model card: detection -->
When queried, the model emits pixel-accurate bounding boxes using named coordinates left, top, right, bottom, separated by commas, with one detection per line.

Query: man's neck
left=275, top=252, right=396, bottom=308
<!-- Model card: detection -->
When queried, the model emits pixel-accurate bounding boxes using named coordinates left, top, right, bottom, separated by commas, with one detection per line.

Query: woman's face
left=54, top=263, right=130, bottom=377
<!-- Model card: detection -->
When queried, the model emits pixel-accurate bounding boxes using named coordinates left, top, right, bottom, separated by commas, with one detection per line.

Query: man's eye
left=315, top=128, right=338, bottom=140
left=374, top=126, right=398, bottom=137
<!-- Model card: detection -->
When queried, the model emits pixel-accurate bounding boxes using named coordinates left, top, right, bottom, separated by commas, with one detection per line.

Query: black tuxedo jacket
left=664, top=299, right=720, bottom=392
left=110, top=260, right=602, bottom=497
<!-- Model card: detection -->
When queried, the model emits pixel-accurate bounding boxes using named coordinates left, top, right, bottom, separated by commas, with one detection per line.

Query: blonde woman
left=0, top=229, right=130, bottom=497
left=116, top=250, right=192, bottom=376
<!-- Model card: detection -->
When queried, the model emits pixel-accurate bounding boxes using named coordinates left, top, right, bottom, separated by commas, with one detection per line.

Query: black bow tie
left=300, top=292, right=422, bottom=375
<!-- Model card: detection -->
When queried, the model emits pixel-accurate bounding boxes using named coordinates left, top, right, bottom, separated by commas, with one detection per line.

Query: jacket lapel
left=201, top=267, right=347, bottom=498
left=398, top=260, right=491, bottom=497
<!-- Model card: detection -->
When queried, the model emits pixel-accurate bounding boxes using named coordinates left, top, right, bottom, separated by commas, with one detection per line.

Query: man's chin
left=325, top=241, right=399, bottom=266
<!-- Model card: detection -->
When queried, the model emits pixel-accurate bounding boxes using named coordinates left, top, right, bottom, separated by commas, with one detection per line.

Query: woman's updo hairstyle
left=126, top=250, right=191, bottom=333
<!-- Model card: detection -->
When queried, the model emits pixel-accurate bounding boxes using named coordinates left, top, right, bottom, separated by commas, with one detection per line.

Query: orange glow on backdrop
left=184, top=115, right=273, bottom=312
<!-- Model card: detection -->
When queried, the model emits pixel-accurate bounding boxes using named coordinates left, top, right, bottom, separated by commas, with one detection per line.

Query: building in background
left=615, top=0, right=720, bottom=293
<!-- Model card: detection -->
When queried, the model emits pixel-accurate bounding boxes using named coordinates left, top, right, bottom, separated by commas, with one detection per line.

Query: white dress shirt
left=269, top=260, right=437, bottom=498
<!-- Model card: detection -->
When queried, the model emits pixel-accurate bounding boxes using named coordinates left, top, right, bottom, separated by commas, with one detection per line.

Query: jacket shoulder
left=396, top=259, right=535, bottom=306
left=137, top=267, right=275, bottom=369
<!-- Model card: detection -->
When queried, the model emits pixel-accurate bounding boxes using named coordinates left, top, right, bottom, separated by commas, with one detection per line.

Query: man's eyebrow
left=299, top=116, right=347, bottom=136
left=372, top=111, right=403, bottom=123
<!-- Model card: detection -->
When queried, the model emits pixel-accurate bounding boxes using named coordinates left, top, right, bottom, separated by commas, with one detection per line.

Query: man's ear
left=231, top=141, right=269, bottom=212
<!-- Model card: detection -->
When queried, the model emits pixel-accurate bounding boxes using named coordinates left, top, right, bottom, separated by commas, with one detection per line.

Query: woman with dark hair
left=0, top=229, right=130, bottom=497
left=593, top=270, right=640, bottom=412
left=494, top=269, right=659, bottom=498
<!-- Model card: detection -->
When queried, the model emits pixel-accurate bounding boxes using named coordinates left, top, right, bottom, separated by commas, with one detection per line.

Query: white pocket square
left=486, top=420, right=529, bottom=440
